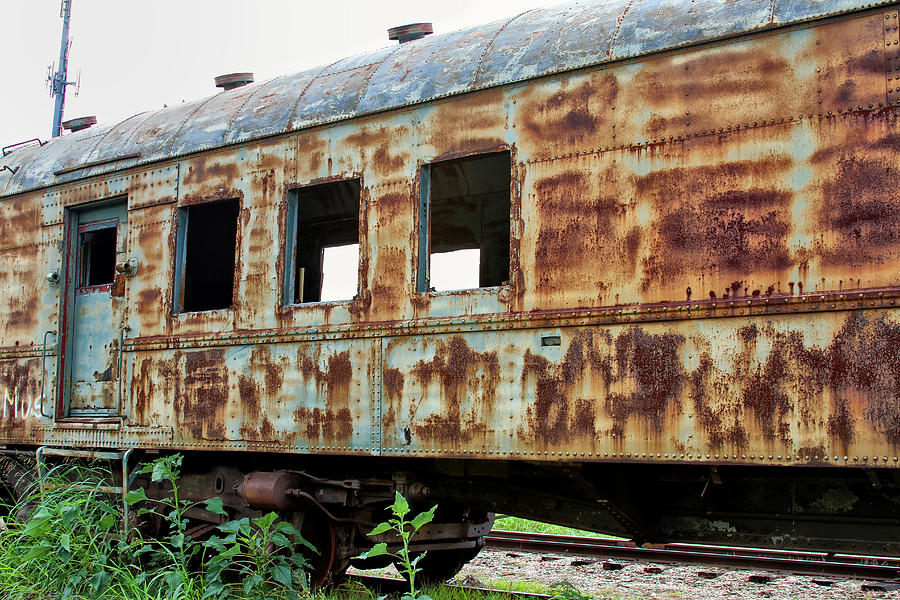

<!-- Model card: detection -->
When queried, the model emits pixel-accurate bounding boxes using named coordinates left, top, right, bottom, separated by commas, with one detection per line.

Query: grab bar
left=39, top=330, right=57, bottom=419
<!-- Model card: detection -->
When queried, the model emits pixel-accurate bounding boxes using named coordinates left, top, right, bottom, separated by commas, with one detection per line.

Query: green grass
left=492, top=516, right=623, bottom=539
left=0, top=459, right=635, bottom=600
left=0, top=457, right=315, bottom=600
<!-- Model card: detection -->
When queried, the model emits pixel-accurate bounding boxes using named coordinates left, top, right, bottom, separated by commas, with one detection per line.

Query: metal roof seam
left=351, top=46, right=405, bottom=116
left=607, top=0, right=641, bottom=60
left=164, top=93, right=223, bottom=156
left=79, top=111, right=148, bottom=166
left=471, top=8, right=541, bottom=90
left=114, top=110, right=162, bottom=154
left=284, top=59, right=347, bottom=135
left=224, top=75, right=286, bottom=139
left=766, top=0, right=778, bottom=24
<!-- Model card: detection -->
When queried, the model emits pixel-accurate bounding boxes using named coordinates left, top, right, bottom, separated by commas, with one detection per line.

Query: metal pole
left=50, top=0, right=73, bottom=138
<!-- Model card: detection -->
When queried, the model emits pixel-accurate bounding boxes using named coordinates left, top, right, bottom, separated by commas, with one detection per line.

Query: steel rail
left=485, top=530, right=900, bottom=581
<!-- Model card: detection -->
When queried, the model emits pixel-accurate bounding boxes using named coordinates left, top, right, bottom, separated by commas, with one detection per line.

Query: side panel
left=128, top=339, right=377, bottom=452
left=382, top=308, right=900, bottom=464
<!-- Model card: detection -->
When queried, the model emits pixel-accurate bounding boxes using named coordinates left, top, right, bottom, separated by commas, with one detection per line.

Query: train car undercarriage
left=3, top=451, right=898, bottom=585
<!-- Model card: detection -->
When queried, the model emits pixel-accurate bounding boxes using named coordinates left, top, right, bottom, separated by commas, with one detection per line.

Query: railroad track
left=485, top=530, right=900, bottom=583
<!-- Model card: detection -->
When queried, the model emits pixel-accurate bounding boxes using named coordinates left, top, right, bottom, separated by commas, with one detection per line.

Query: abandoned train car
left=1, top=0, right=900, bottom=583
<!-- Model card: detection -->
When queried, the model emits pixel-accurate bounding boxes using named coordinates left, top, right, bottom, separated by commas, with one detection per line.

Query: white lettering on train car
left=1, top=386, right=37, bottom=421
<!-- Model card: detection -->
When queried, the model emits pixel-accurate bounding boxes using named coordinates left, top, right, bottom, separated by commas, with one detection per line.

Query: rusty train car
left=1, top=0, right=900, bottom=583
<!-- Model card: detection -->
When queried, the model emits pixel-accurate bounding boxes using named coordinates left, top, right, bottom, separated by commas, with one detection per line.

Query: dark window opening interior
left=181, top=199, right=239, bottom=312
left=428, top=151, right=510, bottom=291
left=292, top=179, right=360, bottom=304
left=78, top=225, right=117, bottom=287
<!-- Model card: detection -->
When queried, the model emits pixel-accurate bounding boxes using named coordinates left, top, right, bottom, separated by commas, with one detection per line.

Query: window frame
left=172, top=196, right=241, bottom=314
left=417, top=149, right=513, bottom=294
left=283, top=177, right=363, bottom=306
left=76, top=217, right=119, bottom=292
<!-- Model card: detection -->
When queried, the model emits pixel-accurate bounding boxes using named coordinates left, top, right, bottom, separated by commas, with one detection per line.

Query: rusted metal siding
left=381, top=308, right=900, bottom=465
left=0, top=3, right=897, bottom=469
left=128, top=340, right=377, bottom=450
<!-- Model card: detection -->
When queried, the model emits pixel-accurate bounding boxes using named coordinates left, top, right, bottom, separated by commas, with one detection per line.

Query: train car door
left=59, top=200, right=128, bottom=418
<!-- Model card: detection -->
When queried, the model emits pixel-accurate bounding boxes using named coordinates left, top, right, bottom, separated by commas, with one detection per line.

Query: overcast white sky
left=2, top=1, right=560, bottom=146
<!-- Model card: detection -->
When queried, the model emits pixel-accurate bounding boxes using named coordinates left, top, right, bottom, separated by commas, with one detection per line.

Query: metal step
left=35, top=446, right=137, bottom=533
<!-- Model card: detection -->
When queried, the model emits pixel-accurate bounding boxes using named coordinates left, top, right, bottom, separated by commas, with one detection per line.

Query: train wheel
left=0, top=455, right=37, bottom=522
left=408, top=538, right=486, bottom=584
left=289, top=504, right=346, bottom=587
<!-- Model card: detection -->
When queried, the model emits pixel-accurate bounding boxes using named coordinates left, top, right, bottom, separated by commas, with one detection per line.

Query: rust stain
left=817, top=152, right=900, bottom=267
left=531, top=169, right=624, bottom=307
left=827, top=313, right=900, bottom=445
left=297, top=133, right=327, bottom=177
left=607, top=328, right=685, bottom=437
left=292, top=349, right=354, bottom=444
left=181, top=158, right=240, bottom=187
left=521, top=330, right=612, bottom=445
left=690, top=351, right=749, bottom=448
left=180, top=349, right=227, bottom=441
left=428, top=88, right=507, bottom=156
left=410, top=336, right=499, bottom=444
left=383, top=367, right=404, bottom=402
left=343, top=126, right=409, bottom=178
left=638, top=157, right=795, bottom=295
left=520, top=73, right=617, bottom=147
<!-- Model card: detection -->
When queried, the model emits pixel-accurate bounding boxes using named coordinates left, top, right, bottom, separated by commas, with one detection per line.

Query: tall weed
left=0, top=454, right=318, bottom=600
left=0, top=463, right=125, bottom=599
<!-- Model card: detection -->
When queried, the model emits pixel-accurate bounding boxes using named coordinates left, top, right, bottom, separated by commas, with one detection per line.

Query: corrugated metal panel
left=0, top=0, right=894, bottom=197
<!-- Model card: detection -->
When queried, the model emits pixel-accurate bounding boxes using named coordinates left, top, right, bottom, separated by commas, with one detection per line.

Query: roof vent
left=388, top=23, right=433, bottom=43
left=62, top=116, right=97, bottom=133
left=215, top=72, right=254, bottom=91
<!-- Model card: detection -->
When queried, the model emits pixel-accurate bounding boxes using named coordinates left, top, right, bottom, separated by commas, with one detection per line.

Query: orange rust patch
left=292, top=349, right=356, bottom=445
left=637, top=157, right=795, bottom=296
left=519, top=73, right=617, bottom=149
left=180, top=349, right=227, bottom=441
left=410, top=336, right=499, bottom=445
left=428, top=88, right=507, bottom=156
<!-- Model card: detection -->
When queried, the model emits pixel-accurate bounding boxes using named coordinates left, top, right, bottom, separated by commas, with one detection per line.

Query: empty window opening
left=78, top=222, right=117, bottom=287
left=423, top=151, right=510, bottom=292
left=179, top=199, right=239, bottom=312
left=289, top=179, right=360, bottom=304
left=321, top=243, right=360, bottom=302
left=430, top=248, right=480, bottom=292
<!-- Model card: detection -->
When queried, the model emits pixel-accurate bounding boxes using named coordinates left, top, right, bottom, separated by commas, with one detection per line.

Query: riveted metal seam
left=283, top=59, right=346, bottom=133
left=164, top=94, right=223, bottom=156
left=470, top=8, right=540, bottom=89
left=224, top=74, right=291, bottom=137
left=374, top=336, right=384, bottom=456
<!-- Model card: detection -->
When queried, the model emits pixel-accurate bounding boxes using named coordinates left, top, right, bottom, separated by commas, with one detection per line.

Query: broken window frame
left=417, top=149, right=512, bottom=294
left=283, top=177, right=363, bottom=306
left=173, top=197, right=241, bottom=314
left=76, top=218, right=118, bottom=292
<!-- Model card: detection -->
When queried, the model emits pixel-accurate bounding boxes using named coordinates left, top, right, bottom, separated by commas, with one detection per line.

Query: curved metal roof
left=0, top=0, right=889, bottom=197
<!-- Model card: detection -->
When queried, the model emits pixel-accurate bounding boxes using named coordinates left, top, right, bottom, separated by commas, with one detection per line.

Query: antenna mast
left=49, top=0, right=75, bottom=138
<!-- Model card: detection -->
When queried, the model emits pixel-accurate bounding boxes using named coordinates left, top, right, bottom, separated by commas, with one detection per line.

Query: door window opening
left=77, top=222, right=117, bottom=288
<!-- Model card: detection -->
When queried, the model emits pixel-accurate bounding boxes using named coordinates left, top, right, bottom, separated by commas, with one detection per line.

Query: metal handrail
left=117, top=325, right=130, bottom=416
left=2, top=138, right=46, bottom=156
left=40, top=330, right=57, bottom=419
